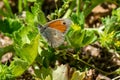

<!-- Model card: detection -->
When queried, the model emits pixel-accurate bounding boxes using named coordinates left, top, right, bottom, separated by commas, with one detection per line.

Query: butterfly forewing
left=48, top=20, right=67, bottom=33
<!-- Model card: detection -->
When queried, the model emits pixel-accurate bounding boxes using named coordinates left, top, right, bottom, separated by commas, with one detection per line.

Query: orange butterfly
left=38, top=18, right=71, bottom=48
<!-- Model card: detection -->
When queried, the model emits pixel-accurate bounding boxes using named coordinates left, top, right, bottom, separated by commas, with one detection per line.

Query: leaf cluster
left=0, top=0, right=120, bottom=80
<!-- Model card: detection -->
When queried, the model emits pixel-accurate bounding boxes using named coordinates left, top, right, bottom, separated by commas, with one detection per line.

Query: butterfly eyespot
left=62, top=22, right=66, bottom=25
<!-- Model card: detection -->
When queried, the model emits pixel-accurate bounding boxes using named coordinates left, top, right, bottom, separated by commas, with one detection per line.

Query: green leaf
left=82, top=30, right=97, bottom=46
left=99, top=31, right=115, bottom=48
left=102, top=16, right=120, bottom=34
left=31, top=3, right=47, bottom=25
left=0, top=18, right=22, bottom=34
left=9, top=58, right=29, bottom=76
left=67, top=24, right=97, bottom=48
left=13, top=26, right=33, bottom=47
left=71, top=12, right=85, bottom=29
left=26, top=11, right=35, bottom=26
left=37, top=10, right=47, bottom=25
left=114, top=31, right=120, bottom=51
left=67, top=25, right=84, bottom=48
left=9, top=34, right=39, bottom=77
left=40, top=49, right=56, bottom=68
left=45, top=75, right=52, bottom=80
left=0, top=64, right=14, bottom=80
left=115, top=68, right=120, bottom=74
left=15, top=34, right=39, bottom=64
left=26, top=2, right=46, bottom=26
left=69, top=30, right=85, bottom=48
left=115, top=31, right=120, bottom=40
left=34, top=67, right=52, bottom=79
left=71, top=71, right=85, bottom=80
left=112, top=8, right=120, bottom=21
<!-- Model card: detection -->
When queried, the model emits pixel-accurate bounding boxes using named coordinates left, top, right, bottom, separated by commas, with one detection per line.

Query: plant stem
left=76, top=0, right=81, bottom=15
left=3, top=0, right=14, bottom=18
left=23, top=0, right=29, bottom=11
left=77, top=57, right=109, bottom=75
left=18, top=0, right=23, bottom=13
left=63, top=0, right=76, bottom=18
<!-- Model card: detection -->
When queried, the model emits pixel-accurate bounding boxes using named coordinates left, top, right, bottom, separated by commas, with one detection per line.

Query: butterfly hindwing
left=41, top=27, right=64, bottom=48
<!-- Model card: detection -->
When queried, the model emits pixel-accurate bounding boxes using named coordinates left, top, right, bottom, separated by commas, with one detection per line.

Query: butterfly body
left=39, top=18, right=71, bottom=48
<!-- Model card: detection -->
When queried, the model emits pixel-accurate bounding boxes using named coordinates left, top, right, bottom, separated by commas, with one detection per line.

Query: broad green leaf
left=13, top=26, right=32, bottom=47
left=15, top=34, right=39, bottom=64
left=67, top=25, right=85, bottom=48
left=9, top=34, right=39, bottom=76
left=9, top=58, right=29, bottom=76
left=0, top=18, right=22, bottom=34
left=67, top=24, right=97, bottom=48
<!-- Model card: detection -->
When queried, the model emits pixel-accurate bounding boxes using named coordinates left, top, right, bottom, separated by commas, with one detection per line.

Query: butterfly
left=38, top=18, right=71, bottom=48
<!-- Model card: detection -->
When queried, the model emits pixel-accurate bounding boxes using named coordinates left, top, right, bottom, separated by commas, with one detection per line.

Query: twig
left=112, top=76, right=120, bottom=80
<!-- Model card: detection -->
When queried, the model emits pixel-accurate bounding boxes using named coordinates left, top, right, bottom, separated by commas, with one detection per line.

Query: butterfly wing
left=38, top=18, right=71, bottom=48
left=46, top=18, right=71, bottom=33
left=41, top=27, right=64, bottom=48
